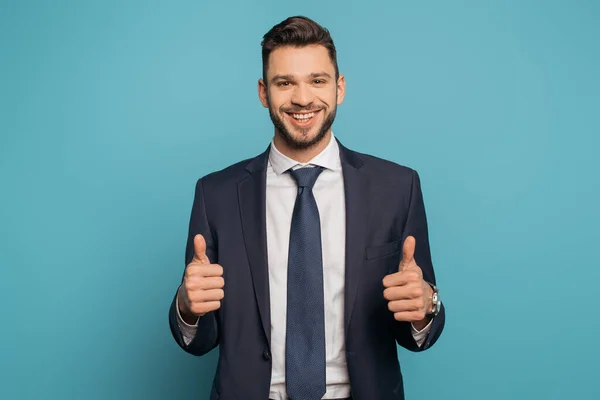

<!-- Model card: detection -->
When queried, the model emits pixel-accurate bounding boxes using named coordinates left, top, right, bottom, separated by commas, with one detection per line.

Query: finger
left=382, top=269, right=421, bottom=288
left=393, top=310, right=426, bottom=322
left=189, top=288, right=225, bottom=303
left=190, top=301, right=221, bottom=315
left=398, top=236, right=416, bottom=271
left=193, top=234, right=209, bottom=264
left=383, top=284, right=423, bottom=301
left=186, top=264, right=223, bottom=278
left=186, top=276, right=225, bottom=290
left=388, top=298, right=424, bottom=313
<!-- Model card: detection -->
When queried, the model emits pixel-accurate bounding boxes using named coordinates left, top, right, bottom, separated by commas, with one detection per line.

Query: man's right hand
left=178, top=234, right=224, bottom=324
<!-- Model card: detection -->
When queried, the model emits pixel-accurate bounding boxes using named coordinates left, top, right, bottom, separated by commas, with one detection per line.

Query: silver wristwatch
left=427, top=283, right=441, bottom=317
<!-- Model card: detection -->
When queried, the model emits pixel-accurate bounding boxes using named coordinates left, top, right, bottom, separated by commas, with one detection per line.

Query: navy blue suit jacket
left=169, top=139, right=445, bottom=399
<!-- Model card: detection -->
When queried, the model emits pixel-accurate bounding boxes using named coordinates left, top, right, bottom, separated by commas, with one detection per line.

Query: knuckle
left=184, top=281, right=195, bottom=293
left=382, top=273, right=397, bottom=287
left=187, top=267, right=199, bottom=278
left=383, top=288, right=391, bottom=300
left=186, top=263, right=199, bottom=273
left=189, top=279, right=203, bottom=291
left=187, top=291, right=199, bottom=302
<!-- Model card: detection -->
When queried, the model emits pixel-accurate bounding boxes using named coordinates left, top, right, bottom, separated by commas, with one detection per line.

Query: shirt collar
left=269, top=132, right=341, bottom=176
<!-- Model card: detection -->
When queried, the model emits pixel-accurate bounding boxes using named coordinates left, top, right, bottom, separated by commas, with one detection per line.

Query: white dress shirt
left=176, top=133, right=432, bottom=399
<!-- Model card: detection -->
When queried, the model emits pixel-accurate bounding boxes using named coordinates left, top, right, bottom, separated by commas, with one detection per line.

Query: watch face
left=434, top=299, right=441, bottom=315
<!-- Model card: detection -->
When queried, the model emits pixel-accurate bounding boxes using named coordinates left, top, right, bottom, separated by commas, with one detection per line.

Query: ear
left=336, top=74, right=346, bottom=105
left=258, top=78, right=269, bottom=108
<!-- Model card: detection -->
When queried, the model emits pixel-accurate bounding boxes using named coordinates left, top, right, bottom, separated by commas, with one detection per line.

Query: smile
left=286, top=110, right=321, bottom=126
left=291, top=111, right=315, bottom=120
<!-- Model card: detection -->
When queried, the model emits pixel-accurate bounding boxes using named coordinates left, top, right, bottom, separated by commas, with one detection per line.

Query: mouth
left=285, top=109, right=322, bottom=127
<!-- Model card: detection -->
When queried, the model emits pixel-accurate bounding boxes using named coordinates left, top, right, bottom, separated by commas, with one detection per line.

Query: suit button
left=262, top=350, right=271, bottom=361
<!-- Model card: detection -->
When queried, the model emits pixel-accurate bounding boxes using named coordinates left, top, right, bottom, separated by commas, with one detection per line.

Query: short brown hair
left=261, top=16, right=339, bottom=83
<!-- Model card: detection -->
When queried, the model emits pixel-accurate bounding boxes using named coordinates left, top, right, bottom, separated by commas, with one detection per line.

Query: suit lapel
left=238, top=146, right=271, bottom=346
left=337, top=140, right=369, bottom=337
left=237, top=140, right=367, bottom=346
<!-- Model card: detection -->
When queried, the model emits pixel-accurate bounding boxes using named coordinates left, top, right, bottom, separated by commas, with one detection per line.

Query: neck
left=273, top=131, right=332, bottom=163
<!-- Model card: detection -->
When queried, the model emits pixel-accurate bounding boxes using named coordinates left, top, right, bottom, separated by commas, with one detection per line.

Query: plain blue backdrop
left=1, top=1, right=599, bottom=399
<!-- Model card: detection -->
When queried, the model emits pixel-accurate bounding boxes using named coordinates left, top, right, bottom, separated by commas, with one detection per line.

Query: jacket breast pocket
left=365, top=240, right=402, bottom=260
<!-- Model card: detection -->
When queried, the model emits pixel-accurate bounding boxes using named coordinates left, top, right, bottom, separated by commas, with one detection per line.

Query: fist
left=178, top=234, right=224, bottom=318
left=382, top=236, right=432, bottom=323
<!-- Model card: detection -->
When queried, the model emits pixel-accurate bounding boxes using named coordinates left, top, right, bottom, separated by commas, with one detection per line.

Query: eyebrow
left=309, top=72, right=332, bottom=79
left=271, top=72, right=333, bottom=82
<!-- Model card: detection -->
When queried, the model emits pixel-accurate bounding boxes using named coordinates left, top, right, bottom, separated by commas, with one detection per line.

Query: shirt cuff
left=176, top=291, right=199, bottom=345
left=411, top=318, right=433, bottom=348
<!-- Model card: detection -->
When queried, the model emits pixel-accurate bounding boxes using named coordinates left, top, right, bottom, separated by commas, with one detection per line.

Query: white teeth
left=292, top=112, right=316, bottom=121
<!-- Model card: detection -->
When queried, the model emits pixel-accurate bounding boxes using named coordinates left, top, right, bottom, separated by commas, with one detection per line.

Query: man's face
left=259, top=45, right=345, bottom=149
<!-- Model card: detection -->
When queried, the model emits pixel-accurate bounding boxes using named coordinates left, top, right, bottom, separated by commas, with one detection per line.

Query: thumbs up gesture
left=382, top=236, right=433, bottom=325
left=178, top=234, right=224, bottom=321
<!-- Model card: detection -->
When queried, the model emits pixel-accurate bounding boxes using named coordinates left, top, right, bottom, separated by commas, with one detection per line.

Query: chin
left=283, top=126, right=327, bottom=150
left=291, top=128, right=318, bottom=142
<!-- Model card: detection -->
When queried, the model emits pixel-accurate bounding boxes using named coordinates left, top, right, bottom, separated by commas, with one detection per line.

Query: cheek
left=317, top=88, right=337, bottom=106
left=268, top=90, right=289, bottom=109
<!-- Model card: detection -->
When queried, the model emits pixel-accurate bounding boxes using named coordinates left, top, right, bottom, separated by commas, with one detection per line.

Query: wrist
left=423, top=283, right=434, bottom=312
left=412, top=316, right=432, bottom=331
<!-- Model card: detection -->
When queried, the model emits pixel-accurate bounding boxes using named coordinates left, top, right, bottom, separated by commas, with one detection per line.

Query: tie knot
left=288, top=166, right=324, bottom=189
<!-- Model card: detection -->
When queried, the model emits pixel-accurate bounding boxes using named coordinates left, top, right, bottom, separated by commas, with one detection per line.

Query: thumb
left=192, top=234, right=209, bottom=264
left=398, top=236, right=416, bottom=272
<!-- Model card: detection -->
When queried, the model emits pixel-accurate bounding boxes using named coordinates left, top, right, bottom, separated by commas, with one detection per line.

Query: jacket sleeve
left=393, top=169, right=446, bottom=352
left=169, top=177, right=220, bottom=356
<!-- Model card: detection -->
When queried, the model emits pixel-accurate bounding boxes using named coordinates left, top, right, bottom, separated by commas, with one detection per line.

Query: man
left=169, top=16, right=445, bottom=400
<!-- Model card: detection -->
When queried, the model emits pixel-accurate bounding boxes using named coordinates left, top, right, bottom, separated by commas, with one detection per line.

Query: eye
left=313, top=79, right=325, bottom=84
left=277, top=81, right=291, bottom=87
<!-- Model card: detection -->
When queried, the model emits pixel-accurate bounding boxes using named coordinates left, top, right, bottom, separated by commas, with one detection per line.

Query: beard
left=267, top=97, right=337, bottom=150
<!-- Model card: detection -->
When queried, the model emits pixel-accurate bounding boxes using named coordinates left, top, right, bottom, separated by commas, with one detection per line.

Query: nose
left=290, top=82, right=314, bottom=107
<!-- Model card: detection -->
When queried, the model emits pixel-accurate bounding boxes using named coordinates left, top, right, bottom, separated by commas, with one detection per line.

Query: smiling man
left=261, top=44, right=339, bottom=160
left=169, top=16, right=445, bottom=400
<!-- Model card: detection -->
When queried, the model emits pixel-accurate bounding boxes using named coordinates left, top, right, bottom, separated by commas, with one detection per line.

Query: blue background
left=1, top=1, right=599, bottom=399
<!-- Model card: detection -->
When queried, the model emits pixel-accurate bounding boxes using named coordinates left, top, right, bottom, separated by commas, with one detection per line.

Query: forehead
left=267, top=44, right=335, bottom=78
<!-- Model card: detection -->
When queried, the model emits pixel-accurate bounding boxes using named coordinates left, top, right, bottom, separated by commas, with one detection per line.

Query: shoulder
left=193, top=148, right=267, bottom=194
left=345, top=147, right=419, bottom=186
left=344, top=147, right=426, bottom=206
left=202, top=157, right=253, bottom=183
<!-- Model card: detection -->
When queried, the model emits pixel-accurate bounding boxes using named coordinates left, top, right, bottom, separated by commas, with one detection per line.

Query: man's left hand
left=382, top=236, right=433, bottom=330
